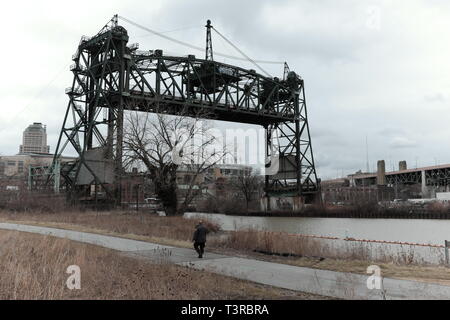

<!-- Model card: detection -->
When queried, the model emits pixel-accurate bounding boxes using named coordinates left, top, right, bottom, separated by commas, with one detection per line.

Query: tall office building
left=19, top=122, right=50, bottom=154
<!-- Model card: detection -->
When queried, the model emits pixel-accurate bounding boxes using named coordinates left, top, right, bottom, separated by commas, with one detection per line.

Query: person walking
left=192, top=220, right=209, bottom=258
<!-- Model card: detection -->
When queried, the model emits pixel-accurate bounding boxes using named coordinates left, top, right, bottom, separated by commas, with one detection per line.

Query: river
left=184, top=212, right=450, bottom=245
left=184, top=212, right=450, bottom=264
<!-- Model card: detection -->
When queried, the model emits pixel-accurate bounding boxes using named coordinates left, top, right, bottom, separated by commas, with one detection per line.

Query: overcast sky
left=0, top=0, right=449, bottom=180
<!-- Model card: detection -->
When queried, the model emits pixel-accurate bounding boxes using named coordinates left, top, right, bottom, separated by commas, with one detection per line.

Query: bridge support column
left=421, top=170, right=429, bottom=198
left=260, top=195, right=304, bottom=212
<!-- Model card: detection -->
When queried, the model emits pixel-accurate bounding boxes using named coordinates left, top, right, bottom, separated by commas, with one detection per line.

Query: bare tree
left=232, top=172, right=263, bottom=211
left=123, top=110, right=226, bottom=215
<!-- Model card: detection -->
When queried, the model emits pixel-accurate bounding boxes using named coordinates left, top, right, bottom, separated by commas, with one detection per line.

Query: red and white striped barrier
left=261, top=230, right=445, bottom=248
left=342, top=237, right=444, bottom=248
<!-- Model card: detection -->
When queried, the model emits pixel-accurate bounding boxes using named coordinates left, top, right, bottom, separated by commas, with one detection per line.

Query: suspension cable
left=211, top=27, right=271, bottom=77
left=118, top=15, right=283, bottom=66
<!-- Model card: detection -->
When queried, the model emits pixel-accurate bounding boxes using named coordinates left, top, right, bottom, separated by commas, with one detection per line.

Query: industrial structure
left=0, top=154, right=52, bottom=178
left=34, top=15, right=319, bottom=209
left=0, top=122, right=74, bottom=193
left=322, top=160, right=450, bottom=204
left=349, top=161, right=450, bottom=198
left=121, top=163, right=256, bottom=209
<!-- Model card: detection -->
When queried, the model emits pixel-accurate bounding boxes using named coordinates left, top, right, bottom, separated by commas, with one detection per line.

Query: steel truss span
left=49, top=17, right=320, bottom=203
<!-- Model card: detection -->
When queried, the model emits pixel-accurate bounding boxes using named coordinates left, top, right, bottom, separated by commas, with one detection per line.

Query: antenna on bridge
left=112, top=14, right=119, bottom=27
left=96, top=15, right=120, bottom=36
left=283, top=62, right=290, bottom=80
left=366, top=135, right=370, bottom=173
left=205, top=20, right=213, bottom=61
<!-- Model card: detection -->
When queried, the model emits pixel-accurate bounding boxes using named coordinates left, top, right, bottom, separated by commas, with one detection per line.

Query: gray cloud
left=389, top=137, right=418, bottom=149
left=424, top=93, right=446, bottom=103
left=1, top=0, right=450, bottom=181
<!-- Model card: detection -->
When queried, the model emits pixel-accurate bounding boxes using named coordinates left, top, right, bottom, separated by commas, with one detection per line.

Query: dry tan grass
left=0, top=210, right=218, bottom=244
left=210, top=229, right=329, bottom=257
left=0, top=220, right=194, bottom=249
left=210, top=229, right=412, bottom=263
left=0, top=229, right=326, bottom=300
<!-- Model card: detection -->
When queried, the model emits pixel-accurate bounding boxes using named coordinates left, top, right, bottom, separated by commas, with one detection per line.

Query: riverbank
left=2, top=222, right=450, bottom=299
left=0, top=228, right=324, bottom=299
left=1, top=209, right=450, bottom=285
left=224, top=204, right=450, bottom=219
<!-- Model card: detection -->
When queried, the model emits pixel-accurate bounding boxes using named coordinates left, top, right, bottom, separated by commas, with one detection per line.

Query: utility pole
left=135, top=184, right=140, bottom=212
left=366, top=135, right=370, bottom=173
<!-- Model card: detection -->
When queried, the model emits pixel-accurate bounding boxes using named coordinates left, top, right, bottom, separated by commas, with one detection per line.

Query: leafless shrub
left=198, top=196, right=220, bottom=213
left=218, top=197, right=247, bottom=215
left=395, top=245, right=417, bottom=265
left=427, top=202, right=450, bottom=213
left=0, top=191, right=69, bottom=213
left=217, top=229, right=329, bottom=258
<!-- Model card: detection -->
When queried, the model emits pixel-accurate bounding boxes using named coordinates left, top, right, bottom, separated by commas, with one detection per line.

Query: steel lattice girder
left=51, top=22, right=320, bottom=200
left=356, top=168, right=450, bottom=186
left=386, top=168, right=450, bottom=186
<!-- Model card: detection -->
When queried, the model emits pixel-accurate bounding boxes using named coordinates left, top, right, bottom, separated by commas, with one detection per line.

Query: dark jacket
left=192, top=224, right=209, bottom=243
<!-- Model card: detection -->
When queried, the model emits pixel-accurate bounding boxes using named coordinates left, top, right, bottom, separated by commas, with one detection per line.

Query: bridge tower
left=52, top=16, right=129, bottom=202
left=46, top=16, right=320, bottom=209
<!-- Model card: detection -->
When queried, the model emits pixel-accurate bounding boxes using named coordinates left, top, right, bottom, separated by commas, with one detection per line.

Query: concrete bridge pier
left=260, top=195, right=304, bottom=212
left=421, top=170, right=429, bottom=198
